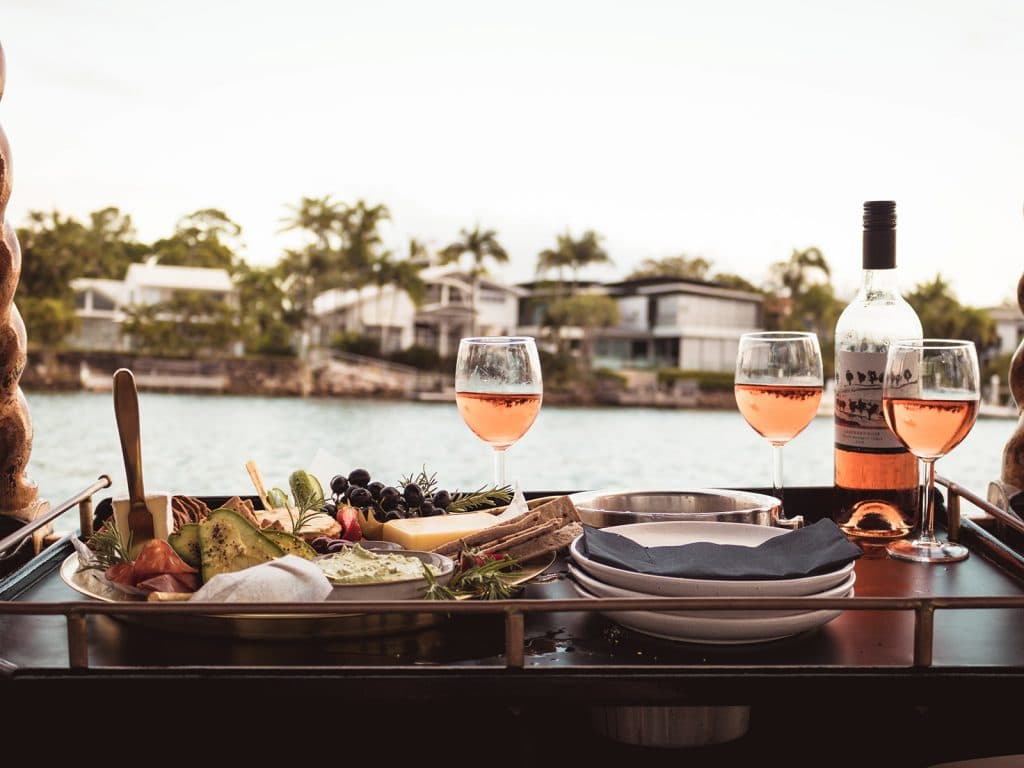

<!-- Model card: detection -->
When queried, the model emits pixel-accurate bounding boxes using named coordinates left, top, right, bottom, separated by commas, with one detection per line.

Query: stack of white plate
left=568, top=521, right=856, bottom=644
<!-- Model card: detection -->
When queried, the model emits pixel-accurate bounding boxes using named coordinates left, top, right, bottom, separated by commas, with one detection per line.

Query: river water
left=23, top=391, right=1015, bottom=534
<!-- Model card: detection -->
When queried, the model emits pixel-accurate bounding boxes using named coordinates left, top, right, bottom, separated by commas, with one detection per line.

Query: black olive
left=403, top=483, right=424, bottom=507
left=348, top=468, right=371, bottom=487
left=348, top=486, right=373, bottom=508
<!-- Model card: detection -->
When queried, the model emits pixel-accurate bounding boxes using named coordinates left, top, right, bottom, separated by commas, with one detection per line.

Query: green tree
left=17, top=207, right=145, bottom=300
left=279, top=195, right=353, bottom=355
left=627, top=254, right=712, bottom=281
left=340, top=200, right=391, bottom=276
left=122, top=290, right=240, bottom=357
left=544, top=293, right=620, bottom=369
left=537, top=230, right=611, bottom=297
left=149, top=209, right=242, bottom=271
left=439, top=225, right=509, bottom=336
left=18, top=297, right=78, bottom=348
left=905, top=275, right=998, bottom=349
left=711, top=272, right=760, bottom=293
left=769, top=247, right=831, bottom=300
left=16, top=207, right=146, bottom=346
left=234, top=263, right=294, bottom=356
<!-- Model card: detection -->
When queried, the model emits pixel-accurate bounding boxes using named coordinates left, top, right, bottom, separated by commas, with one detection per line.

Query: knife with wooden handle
left=113, top=368, right=153, bottom=553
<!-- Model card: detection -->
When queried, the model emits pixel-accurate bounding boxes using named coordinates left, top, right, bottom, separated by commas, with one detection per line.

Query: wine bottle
left=833, top=201, right=923, bottom=538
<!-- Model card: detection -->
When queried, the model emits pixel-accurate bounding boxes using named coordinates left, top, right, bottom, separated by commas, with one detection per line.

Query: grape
left=321, top=500, right=338, bottom=516
left=310, top=536, right=331, bottom=554
left=348, top=468, right=371, bottom=487
left=348, top=486, right=373, bottom=508
left=384, top=510, right=405, bottom=523
left=380, top=494, right=400, bottom=512
left=403, top=483, right=424, bottom=507
left=373, top=507, right=388, bottom=523
left=326, top=540, right=348, bottom=553
left=432, top=490, right=452, bottom=510
left=419, top=501, right=438, bottom=517
left=330, top=475, right=348, bottom=495
left=367, top=481, right=385, bottom=501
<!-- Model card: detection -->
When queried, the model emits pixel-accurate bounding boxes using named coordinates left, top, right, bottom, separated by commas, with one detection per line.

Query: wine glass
left=735, top=332, right=824, bottom=518
left=882, top=339, right=980, bottom=563
left=455, top=337, right=543, bottom=487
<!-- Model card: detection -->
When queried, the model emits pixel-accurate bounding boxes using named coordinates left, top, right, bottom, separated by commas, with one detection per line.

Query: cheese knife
left=113, top=368, right=153, bottom=553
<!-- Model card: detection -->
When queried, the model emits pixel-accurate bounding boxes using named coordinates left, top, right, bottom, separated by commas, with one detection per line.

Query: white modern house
left=313, top=266, right=524, bottom=358
left=518, top=277, right=764, bottom=372
left=67, top=262, right=238, bottom=352
left=987, top=302, right=1024, bottom=357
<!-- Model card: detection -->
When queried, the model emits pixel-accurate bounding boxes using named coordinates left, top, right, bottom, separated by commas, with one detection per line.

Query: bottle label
left=835, top=350, right=906, bottom=453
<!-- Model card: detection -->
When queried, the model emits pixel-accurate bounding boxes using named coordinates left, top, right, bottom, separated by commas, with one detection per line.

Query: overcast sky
left=3, top=0, right=1022, bottom=306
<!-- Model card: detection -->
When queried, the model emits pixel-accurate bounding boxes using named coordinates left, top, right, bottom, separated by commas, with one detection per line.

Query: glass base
left=886, top=538, right=969, bottom=564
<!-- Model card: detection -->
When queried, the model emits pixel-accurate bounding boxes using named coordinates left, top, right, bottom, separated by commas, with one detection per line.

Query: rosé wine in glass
left=455, top=337, right=543, bottom=486
left=734, top=331, right=823, bottom=520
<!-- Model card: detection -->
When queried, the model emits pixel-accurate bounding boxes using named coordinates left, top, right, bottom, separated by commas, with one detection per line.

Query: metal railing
left=1, top=476, right=1023, bottom=672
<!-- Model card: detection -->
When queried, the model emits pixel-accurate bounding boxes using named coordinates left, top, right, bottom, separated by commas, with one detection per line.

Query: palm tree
left=281, top=195, right=347, bottom=252
left=279, top=196, right=350, bottom=358
left=537, top=230, right=611, bottom=296
left=439, top=225, right=509, bottom=336
left=340, top=200, right=391, bottom=275
left=369, top=240, right=428, bottom=356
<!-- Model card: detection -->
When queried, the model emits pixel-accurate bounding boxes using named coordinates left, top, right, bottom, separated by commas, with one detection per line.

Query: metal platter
left=59, top=551, right=554, bottom=641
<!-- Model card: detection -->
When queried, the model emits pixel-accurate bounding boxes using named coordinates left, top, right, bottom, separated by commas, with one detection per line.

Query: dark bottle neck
left=863, top=229, right=895, bottom=270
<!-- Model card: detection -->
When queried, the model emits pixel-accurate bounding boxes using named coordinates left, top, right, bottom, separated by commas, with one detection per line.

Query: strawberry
left=336, top=505, right=363, bottom=542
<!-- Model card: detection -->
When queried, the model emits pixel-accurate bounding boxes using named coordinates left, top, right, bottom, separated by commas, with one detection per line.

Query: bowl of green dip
left=316, top=545, right=455, bottom=601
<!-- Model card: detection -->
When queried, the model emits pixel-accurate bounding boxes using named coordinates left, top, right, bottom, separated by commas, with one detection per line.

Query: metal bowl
left=568, top=488, right=790, bottom=529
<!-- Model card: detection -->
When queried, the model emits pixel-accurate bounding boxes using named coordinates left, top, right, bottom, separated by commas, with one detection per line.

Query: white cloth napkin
left=190, top=555, right=333, bottom=602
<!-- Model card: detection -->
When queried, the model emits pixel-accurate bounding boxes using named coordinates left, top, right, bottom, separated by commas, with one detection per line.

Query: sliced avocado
left=199, top=509, right=284, bottom=583
left=168, top=523, right=201, bottom=568
left=262, top=530, right=317, bottom=560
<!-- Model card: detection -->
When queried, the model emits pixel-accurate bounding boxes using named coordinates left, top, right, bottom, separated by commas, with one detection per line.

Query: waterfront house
left=313, top=266, right=524, bottom=358
left=67, top=262, right=239, bottom=353
left=517, top=276, right=764, bottom=373
left=987, top=301, right=1024, bottom=358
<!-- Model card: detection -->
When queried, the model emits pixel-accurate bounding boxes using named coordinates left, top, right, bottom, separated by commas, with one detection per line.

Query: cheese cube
left=382, top=512, right=499, bottom=551
left=112, top=494, right=174, bottom=559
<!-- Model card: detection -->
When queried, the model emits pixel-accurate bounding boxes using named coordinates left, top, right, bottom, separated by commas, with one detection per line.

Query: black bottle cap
left=862, top=200, right=896, bottom=269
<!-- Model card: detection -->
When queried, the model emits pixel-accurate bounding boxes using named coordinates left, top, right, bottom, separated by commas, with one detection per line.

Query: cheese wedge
left=382, top=512, right=500, bottom=551
left=112, top=494, right=175, bottom=559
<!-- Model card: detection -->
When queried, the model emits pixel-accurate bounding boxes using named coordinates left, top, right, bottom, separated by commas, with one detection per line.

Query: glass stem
left=918, top=458, right=938, bottom=546
left=493, top=448, right=507, bottom=487
left=770, top=442, right=785, bottom=514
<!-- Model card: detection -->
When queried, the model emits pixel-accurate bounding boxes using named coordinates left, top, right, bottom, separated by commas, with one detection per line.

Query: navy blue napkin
left=581, top=519, right=861, bottom=580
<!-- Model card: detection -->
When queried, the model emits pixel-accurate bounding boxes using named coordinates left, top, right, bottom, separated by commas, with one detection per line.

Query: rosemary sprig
left=445, top=485, right=513, bottom=515
left=85, top=518, right=133, bottom=569
left=398, top=465, right=439, bottom=498
left=287, top=495, right=328, bottom=535
left=451, top=555, right=523, bottom=600
left=422, top=564, right=459, bottom=601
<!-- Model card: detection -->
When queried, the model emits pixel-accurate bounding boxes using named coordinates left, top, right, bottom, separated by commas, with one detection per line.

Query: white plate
left=570, top=581, right=849, bottom=644
left=570, top=521, right=856, bottom=597
left=567, top=562, right=856, bottom=619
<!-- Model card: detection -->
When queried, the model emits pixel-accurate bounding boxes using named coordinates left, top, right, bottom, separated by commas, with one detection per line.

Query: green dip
left=318, top=544, right=440, bottom=585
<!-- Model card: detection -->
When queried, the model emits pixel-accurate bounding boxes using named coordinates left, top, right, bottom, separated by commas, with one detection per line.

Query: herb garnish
left=86, top=518, right=133, bottom=569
